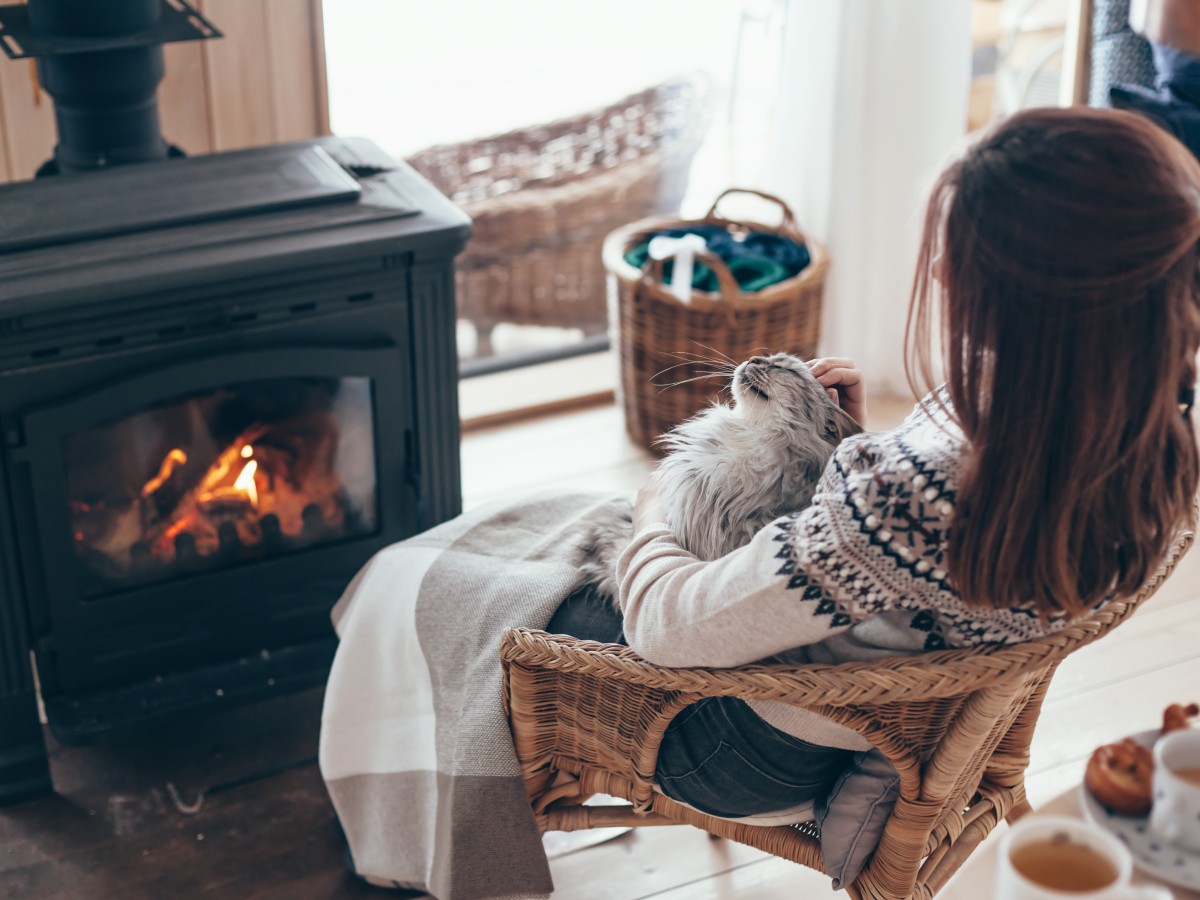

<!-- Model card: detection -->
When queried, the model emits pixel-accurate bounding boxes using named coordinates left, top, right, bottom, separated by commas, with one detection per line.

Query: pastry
left=1084, top=737, right=1154, bottom=816
left=1162, top=702, right=1199, bottom=734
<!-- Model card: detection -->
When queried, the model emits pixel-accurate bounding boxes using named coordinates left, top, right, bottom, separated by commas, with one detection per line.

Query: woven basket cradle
left=405, top=79, right=710, bottom=354
left=603, top=188, right=829, bottom=454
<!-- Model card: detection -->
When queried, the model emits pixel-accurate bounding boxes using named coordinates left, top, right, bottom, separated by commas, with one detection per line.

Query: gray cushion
left=814, top=748, right=900, bottom=890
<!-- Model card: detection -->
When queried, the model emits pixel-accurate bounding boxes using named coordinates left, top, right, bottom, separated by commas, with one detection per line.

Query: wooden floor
left=3, top=398, right=1199, bottom=899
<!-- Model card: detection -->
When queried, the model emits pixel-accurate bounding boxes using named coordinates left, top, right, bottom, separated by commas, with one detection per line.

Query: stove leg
left=0, top=689, right=51, bottom=805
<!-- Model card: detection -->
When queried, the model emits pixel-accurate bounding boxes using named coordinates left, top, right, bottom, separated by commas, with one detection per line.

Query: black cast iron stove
left=0, top=0, right=469, bottom=804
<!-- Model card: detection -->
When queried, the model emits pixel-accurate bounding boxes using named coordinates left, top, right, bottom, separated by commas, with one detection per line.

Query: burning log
left=174, top=531, right=198, bottom=564
left=217, top=521, right=241, bottom=556
left=142, top=448, right=188, bottom=519
left=146, top=425, right=266, bottom=559
left=196, top=488, right=254, bottom=519
left=260, top=514, right=283, bottom=552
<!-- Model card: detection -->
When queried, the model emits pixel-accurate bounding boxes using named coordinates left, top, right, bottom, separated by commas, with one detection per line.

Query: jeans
left=546, top=587, right=852, bottom=818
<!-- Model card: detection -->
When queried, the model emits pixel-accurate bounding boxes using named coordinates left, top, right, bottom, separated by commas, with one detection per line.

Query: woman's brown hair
left=906, top=107, right=1200, bottom=616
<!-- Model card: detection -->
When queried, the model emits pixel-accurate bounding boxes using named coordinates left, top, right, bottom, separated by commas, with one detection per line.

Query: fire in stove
left=65, top=378, right=377, bottom=594
left=149, top=424, right=346, bottom=558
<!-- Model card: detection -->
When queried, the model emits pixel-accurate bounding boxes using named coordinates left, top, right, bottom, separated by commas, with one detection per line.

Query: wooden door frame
left=310, top=0, right=331, bottom=135
left=1060, top=0, right=1095, bottom=104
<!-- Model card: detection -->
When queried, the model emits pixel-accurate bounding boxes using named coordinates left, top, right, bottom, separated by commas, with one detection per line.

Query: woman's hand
left=807, top=357, right=867, bottom=426
left=632, top=470, right=668, bottom=533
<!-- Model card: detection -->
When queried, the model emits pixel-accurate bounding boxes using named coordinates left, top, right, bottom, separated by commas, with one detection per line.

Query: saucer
left=1078, top=728, right=1200, bottom=891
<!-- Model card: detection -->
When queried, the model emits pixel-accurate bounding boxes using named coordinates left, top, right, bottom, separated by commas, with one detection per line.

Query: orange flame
left=234, top=459, right=259, bottom=507
left=143, top=449, right=187, bottom=496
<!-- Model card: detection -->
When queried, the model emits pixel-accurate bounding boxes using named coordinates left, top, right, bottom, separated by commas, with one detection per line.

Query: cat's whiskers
left=651, top=358, right=732, bottom=381
left=662, top=354, right=736, bottom=374
left=652, top=351, right=735, bottom=390
left=654, top=372, right=731, bottom=393
left=652, top=351, right=743, bottom=395
left=654, top=368, right=730, bottom=385
left=689, top=341, right=739, bottom=367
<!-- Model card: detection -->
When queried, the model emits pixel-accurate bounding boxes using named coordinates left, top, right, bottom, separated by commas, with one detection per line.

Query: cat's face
left=730, top=353, right=860, bottom=442
left=731, top=353, right=827, bottom=417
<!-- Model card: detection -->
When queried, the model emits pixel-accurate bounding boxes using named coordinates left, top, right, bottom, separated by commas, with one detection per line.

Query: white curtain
left=768, top=0, right=973, bottom=397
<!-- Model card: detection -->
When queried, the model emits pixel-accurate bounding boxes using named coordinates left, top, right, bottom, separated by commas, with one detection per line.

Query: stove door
left=14, top=346, right=416, bottom=696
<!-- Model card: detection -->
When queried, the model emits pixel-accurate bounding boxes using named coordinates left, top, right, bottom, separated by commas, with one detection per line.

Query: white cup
left=1150, top=728, right=1200, bottom=853
left=996, top=816, right=1171, bottom=900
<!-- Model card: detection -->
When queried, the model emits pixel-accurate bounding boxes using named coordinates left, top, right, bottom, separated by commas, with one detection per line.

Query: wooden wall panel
left=265, top=0, right=329, bottom=141
left=160, top=40, right=214, bottom=155
left=201, top=0, right=277, bottom=151
left=0, top=0, right=328, bottom=182
left=0, top=59, right=56, bottom=181
left=0, top=74, right=11, bottom=181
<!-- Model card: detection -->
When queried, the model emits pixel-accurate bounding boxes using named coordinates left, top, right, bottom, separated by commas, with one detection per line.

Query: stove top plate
left=0, top=144, right=376, bottom=254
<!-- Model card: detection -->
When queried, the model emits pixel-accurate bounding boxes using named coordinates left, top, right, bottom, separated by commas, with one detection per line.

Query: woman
left=548, top=105, right=1200, bottom=818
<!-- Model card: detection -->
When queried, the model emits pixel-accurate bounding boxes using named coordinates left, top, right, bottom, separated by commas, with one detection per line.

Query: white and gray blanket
left=319, top=491, right=628, bottom=900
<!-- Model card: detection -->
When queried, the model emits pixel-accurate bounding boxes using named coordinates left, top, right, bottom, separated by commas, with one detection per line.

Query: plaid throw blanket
left=319, top=491, right=627, bottom=899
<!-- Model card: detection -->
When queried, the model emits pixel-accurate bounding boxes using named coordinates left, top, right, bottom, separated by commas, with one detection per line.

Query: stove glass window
left=64, top=377, right=378, bottom=597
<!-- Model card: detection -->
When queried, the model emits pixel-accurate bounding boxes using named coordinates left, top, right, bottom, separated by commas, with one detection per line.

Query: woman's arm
left=618, top=466, right=873, bottom=668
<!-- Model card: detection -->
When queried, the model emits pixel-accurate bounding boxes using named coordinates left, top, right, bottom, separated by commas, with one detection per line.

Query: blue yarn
left=624, top=224, right=811, bottom=294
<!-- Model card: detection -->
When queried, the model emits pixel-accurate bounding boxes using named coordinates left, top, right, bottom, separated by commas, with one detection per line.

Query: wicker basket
left=604, top=188, right=829, bottom=453
left=406, top=79, right=710, bottom=355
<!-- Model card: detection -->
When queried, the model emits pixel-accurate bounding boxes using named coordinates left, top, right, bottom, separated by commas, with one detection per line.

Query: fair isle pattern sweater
left=615, top=394, right=1086, bottom=750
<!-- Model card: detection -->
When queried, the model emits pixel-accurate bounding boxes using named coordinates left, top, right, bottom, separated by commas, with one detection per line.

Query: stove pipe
left=30, top=0, right=169, bottom=174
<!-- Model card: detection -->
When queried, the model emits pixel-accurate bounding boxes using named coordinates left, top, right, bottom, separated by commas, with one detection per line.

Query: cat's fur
left=577, top=353, right=863, bottom=604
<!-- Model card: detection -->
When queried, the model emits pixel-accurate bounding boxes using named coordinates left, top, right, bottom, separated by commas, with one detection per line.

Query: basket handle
left=645, top=248, right=741, bottom=325
left=704, top=187, right=800, bottom=234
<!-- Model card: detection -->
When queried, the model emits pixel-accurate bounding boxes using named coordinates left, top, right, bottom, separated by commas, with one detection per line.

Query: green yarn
left=624, top=243, right=789, bottom=294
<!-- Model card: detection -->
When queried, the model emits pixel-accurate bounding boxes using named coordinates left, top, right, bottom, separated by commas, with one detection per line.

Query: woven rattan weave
left=603, top=188, right=829, bottom=453
left=500, top=527, right=1194, bottom=899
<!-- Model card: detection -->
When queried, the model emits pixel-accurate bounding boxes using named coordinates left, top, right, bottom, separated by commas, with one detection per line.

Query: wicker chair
left=499, top=527, right=1194, bottom=899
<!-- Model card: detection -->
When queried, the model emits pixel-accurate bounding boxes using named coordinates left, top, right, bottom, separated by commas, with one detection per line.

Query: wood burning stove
left=0, top=1, right=470, bottom=805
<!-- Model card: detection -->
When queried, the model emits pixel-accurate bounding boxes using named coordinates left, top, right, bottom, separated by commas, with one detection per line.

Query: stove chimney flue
left=0, top=0, right=221, bottom=177
left=30, top=0, right=168, bottom=174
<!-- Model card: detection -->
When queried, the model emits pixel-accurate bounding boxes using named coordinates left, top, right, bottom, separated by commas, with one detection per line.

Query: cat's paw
left=595, top=575, right=621, bottom=614
left=577, top=562, right=621, bottom=612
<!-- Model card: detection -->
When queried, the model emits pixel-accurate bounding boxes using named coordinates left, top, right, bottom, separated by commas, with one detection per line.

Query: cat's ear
left=825, top=403, right=863, bottom=443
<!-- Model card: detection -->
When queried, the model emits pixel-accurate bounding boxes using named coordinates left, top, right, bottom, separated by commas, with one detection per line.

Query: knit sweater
left=616, top=393, right=1089, bottom=750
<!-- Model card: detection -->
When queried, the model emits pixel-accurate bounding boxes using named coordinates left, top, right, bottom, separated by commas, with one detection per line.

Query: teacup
left=1150, top=728, right=1200, bottom=853
left=996, top=816, right=1171, bottom=899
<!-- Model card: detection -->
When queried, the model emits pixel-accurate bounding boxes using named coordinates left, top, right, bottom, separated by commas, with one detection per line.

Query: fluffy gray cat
left=577, top=352, right=863, bottom=604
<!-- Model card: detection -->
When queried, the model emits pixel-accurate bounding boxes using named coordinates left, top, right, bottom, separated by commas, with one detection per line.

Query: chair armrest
left=500, top=523, right=1193, bottom=708
left=502, top=628, right=1045, bottom=708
